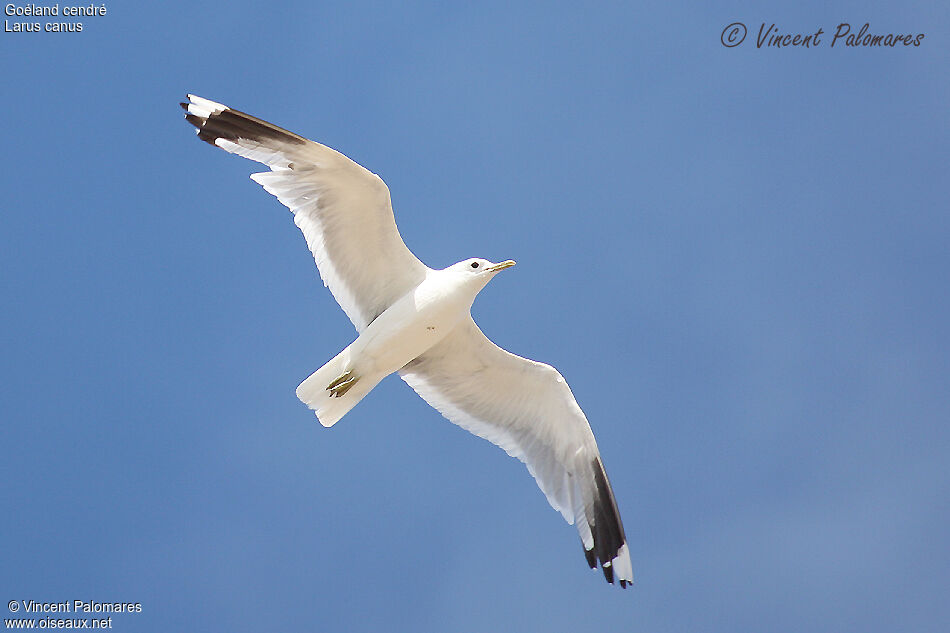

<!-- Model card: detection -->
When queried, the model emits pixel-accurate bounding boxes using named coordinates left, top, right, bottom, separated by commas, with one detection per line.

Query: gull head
left=443, top=258, right=516, bottom=292
left=456, top=258, right=516, bottom=275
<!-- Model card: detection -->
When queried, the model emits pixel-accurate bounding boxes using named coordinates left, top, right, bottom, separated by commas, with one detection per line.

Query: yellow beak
left=486, top=260, right=516, bottom=273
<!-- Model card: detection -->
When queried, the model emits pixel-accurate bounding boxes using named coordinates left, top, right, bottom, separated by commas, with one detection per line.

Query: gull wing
left=182, top=95, right=428, bottom=331
left=399, top=317, right=633, bottom=587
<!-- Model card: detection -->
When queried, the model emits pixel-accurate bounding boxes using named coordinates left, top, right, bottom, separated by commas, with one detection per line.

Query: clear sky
left=2, top=1, right=948, bottom=631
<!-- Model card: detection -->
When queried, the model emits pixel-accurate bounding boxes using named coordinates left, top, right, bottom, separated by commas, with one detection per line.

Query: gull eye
left=471, top=261, right=480, bottom=269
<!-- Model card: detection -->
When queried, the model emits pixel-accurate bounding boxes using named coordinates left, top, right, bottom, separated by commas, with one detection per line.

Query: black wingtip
left=179, top=102, right=188, bottom=111
left=584, top=548, right=597, bottom=569
left=586, top=456, right=631, bottom=588
left=182, top=98, right=307, bottom=148
left=184, top=113, right=223, bottom=147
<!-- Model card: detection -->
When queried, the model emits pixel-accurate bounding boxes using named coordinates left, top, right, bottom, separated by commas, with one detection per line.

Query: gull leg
left=326, top=370, right=360, bottom=398
left=327, top=369, right=354, bottom=390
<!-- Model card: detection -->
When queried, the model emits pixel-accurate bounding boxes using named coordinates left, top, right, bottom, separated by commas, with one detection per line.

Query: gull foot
left=326, top=370, right=359, bottom=398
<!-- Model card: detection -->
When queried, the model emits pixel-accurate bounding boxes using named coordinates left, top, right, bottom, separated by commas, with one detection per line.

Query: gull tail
left=296, top=346, right=384, bottom=428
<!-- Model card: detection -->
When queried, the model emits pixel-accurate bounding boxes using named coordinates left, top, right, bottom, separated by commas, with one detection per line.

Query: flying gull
left=181, top=94, right=633, bottom=587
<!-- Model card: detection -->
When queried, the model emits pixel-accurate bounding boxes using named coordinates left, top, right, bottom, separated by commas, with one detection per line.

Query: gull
left=181, top=94, right=633, bottom=587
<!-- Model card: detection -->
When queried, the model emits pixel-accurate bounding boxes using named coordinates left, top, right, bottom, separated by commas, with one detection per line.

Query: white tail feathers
left=296, top=346, right=384, bottom=427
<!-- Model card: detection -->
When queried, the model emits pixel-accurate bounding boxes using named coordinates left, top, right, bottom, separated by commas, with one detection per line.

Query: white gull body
left=182, top=94, right=633, bottom=587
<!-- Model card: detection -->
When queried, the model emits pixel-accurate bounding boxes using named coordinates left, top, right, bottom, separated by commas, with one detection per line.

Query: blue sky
left=2, top=1, right=948, bottom=631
